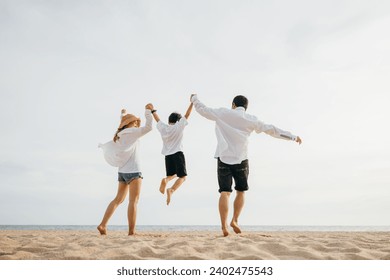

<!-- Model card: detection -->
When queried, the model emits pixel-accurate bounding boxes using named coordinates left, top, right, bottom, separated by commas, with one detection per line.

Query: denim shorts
left=217, top=158, right=249, bottom=193
left=118, top=172, right=143, bottom=184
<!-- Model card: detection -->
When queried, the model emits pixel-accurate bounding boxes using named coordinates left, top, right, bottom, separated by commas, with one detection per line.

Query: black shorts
left=217, top=158, right=249, bottom=193
left=165, top=151, right=187, bottom=178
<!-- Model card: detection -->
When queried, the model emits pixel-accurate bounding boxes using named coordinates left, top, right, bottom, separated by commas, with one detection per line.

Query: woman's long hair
left=113, top=120, right=139, bottom=142
left=113, top=126, right=126, bottom=142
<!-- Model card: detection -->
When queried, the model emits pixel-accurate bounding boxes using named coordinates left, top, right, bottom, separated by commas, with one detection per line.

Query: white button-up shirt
left=191, top=95, right=297, bottom=165
left=99, top=110, right=153, bottom=172
left=157, top=117, right=188, bottom=156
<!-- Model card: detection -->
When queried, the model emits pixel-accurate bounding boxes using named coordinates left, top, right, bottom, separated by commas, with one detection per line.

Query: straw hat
left=119, top=114, right=140, bottom=129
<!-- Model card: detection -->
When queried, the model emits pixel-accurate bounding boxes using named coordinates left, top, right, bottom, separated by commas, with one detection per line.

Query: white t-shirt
left=156, top=117, right=188, bottom=156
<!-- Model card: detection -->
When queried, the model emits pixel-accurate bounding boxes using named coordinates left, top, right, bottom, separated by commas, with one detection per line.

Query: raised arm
left=255, top=120, right=302, bottom=144
left=138, top=103, right=153, bottom=136
left=147, top=103, right=161, bottom=123
left=190, top=94, right=220, bottom=121
left=184, top=102, right=193, bottom=120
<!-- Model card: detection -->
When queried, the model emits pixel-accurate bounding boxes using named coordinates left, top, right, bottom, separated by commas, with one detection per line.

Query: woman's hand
left=145, top=103, right=154, bottom=110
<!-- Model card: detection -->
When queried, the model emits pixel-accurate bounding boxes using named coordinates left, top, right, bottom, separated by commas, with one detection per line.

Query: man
left=191, top=94, right=302, bottom=237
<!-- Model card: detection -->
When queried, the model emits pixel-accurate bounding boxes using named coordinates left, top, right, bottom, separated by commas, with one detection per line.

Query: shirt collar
left=234, top=107, right=246, bottom=112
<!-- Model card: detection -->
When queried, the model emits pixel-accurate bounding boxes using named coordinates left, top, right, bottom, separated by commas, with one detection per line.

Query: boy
left=151, top=101, right=193, bottom=205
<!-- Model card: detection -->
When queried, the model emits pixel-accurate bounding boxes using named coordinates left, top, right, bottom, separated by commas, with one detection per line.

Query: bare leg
left=230, top=191, right=245, bottom=234
left=128, top=178, right=142, bottom=235
left=219, top=192, right=231, bottom=237
left=98, top=182, right=129, bottom=235
left=159, top=175, right=176, bottom=194
left=166, top=176, right=186, bottom=205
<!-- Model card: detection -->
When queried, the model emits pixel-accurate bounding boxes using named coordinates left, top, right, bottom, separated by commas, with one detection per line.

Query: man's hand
left=296, top=136, right=302, bottom=145
left=145, top=103, right=154, bottom=110
left=121, top=109, right=127, bottom=115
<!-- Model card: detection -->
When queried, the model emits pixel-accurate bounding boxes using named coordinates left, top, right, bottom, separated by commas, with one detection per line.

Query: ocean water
left=1, top=225, right=390, bottom=231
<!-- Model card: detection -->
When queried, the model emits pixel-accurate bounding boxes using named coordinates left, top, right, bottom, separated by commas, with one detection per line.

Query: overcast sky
left=1, top=0, right=389, bottom=227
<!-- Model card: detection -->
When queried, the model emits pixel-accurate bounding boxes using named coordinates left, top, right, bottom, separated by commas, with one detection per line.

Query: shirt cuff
left=280, top=134, right=296, bottom=141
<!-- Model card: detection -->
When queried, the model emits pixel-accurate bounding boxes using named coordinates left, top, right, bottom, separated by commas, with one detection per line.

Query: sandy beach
left=0, top=230, right=389, bottom=260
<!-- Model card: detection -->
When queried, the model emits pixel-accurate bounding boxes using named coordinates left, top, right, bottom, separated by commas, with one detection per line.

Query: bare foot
left=97, top=225, right=107, bottom=235
left=159, top=178, right=167, bottom=194
left=166, top=188, right=174, bottom=205
left=128, top=231, right=136, bottom=236
left=222, top=227, right=229, bottom=237
left=230, top=221, right=241, bottom=234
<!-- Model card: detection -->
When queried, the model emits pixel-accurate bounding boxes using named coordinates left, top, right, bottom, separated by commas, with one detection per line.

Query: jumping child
left=151, top=100, right=193, bottom=205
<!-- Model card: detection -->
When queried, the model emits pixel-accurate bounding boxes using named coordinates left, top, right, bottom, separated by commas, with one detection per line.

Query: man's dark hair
left=233, top=95, right=248, bottom=110
left=168, top=112, right=182, bottom=123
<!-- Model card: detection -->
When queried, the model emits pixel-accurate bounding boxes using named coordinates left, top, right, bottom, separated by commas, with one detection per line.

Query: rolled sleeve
left=255, top=120, right=296, bottom=141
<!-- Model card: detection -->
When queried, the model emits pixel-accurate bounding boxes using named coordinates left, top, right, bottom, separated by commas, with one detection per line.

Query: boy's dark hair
left=168, top=112, right=182, bottom=123
left=233, top=95, right=248, bottom=110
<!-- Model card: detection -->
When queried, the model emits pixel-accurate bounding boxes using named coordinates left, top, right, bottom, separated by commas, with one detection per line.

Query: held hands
left=145, top=103, right=154, bottom=111
left=296, top=136, right=302, bottom=145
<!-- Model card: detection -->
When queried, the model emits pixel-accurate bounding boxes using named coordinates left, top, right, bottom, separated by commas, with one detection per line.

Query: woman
left=98, top=103, right=154, bottom=235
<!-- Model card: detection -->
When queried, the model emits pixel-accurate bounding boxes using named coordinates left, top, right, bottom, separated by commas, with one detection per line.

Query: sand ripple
left=0, top=230, right=389, bottom=260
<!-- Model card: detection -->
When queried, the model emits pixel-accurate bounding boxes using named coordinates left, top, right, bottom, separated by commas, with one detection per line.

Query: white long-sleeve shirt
left=99, top=110, right=153, bottom=172
left=157, top=117, right=188, bottom=156
left=191, top=95, right=297, bottom=165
